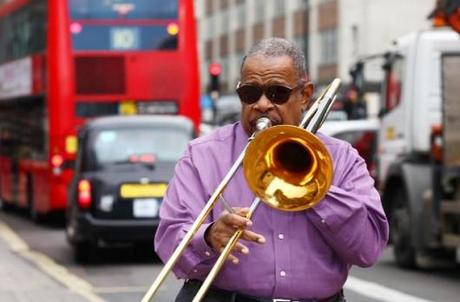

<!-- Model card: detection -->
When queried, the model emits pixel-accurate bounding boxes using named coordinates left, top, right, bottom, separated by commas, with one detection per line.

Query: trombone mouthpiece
left=255, top=117, right=272, bottom=131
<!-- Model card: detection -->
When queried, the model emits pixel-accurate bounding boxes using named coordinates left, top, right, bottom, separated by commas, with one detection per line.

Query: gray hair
left=241, top=38, right=307, bottom=81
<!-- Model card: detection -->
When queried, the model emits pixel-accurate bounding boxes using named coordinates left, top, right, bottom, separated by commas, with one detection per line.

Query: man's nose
left=253, top=93, right=274, bottom=112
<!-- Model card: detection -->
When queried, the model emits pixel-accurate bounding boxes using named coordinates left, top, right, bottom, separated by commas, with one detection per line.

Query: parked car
left=66, top=115, right=194, bottom=262
left=214, top=94, right=241, bottom=126
left=320, top=119, right=379, bottom=184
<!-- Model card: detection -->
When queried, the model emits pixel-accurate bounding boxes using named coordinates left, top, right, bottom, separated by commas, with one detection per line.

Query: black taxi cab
left=66, top=115, right=194, bottom=262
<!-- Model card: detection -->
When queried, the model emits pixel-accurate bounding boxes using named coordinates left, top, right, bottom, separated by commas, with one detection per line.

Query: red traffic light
left=209, top=62, right=222, bottom=76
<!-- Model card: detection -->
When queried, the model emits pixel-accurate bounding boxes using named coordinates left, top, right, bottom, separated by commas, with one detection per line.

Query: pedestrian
left=343, top=86, right=367, bottom=120
left=155, top=38, right=389, bottom=302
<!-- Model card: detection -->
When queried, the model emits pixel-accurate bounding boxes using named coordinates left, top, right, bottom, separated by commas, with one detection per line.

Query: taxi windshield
left=90, top=126, right=189, bottom=167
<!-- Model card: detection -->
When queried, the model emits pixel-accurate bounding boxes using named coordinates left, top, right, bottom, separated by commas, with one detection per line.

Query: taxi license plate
left=133, top=199, right=159, bottom=218
left=120, top=183, right=167, bottom=198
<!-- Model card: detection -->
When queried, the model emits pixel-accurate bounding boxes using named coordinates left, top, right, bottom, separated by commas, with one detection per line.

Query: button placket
left=272, top=210, right=292, bottom=296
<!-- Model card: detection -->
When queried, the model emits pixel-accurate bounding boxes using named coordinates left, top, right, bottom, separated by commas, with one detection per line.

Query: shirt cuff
left=189, top=222, right=218, bottom=260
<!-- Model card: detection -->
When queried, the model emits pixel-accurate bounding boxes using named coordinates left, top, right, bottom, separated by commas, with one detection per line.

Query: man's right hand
left=204, top=207, right=266, bottom=264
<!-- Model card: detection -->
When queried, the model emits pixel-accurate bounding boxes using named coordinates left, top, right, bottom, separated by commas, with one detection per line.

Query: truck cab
left=378, top=27, right=460, bottom=268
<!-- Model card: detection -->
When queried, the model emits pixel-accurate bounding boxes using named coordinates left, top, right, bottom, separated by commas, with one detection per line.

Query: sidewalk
left=0, top=221, right=100, bottom=302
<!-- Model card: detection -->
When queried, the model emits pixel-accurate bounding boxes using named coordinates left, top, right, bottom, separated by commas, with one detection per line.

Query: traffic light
left=349, top=61, right=364, bottom=91
left=208, top=62, right=222, bottom=97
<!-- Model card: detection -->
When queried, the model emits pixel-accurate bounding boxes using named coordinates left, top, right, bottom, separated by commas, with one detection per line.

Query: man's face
left=239, top=55, right=313, bottom=135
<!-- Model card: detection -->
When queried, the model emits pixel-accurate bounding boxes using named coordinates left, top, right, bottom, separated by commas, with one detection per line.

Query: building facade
left=196, top=0, right=435, bottom=94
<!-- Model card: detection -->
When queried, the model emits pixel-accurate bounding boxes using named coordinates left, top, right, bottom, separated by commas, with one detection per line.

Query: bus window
left=69, top=0, right=177, bottom=20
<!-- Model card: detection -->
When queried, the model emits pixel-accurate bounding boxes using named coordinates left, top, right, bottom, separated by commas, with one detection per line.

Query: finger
left=233, top=207, right=250, bottom=217
left=221, top=212, right=252, bottom=229
left=234, top=242, right=249, bottom=255
left=219, top=247, right=240, bottom=264
left=240, top=229, right=266, bottom=244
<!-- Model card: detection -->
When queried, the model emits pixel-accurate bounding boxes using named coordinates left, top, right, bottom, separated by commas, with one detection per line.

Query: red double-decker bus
left=0, top=0, right=200, bottom=218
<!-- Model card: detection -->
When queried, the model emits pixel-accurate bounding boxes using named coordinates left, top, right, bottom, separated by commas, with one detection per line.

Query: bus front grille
left=75, top=56, right=126, bottom=95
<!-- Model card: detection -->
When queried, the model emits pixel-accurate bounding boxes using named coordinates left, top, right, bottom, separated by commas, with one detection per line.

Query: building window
left=272, top=16, right=285, bottom=38
left=205, top=0, right=213, bottom=16
left=294, top=37, right=305, bottom=55
left=0, top=0, right=46, bottom=64
left=220, top=0, right=229, bottom=10
left=319, top=28, right=337, bottom=64
left=235, top=29, right=245, bottom=53
left=253, top=23, right=265, bottom=43
left=219, top=34, right=228, bottom=57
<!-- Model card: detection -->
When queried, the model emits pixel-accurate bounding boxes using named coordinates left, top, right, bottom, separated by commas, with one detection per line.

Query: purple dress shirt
left=155, top=122, right=389, bottom=300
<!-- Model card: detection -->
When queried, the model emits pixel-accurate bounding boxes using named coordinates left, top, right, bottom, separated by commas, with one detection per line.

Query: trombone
left=142, top=78, right=341, bottom=302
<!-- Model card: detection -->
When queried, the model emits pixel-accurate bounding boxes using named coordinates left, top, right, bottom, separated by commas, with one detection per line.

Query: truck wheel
left=391, top=188, right=416, bottom=268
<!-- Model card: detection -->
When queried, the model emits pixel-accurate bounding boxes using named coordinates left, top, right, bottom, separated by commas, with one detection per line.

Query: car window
left=383, top=55, right=405, bottom=113
left=333, top=130, right=376, bottom=164
left=90, top=126, right=189, bottom=167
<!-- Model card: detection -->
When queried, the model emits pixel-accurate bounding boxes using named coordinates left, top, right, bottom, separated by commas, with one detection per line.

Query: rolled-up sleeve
left=307, top=143, right=389, bottom=267
left=154, top=145, right=218, bottom=279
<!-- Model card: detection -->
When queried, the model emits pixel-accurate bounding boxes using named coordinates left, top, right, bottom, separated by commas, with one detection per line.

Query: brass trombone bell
left=243, top=125, right=333, bottom=211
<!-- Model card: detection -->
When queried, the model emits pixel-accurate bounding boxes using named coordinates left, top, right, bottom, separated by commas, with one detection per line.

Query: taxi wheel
left=74, top=242, right=97, bottom=263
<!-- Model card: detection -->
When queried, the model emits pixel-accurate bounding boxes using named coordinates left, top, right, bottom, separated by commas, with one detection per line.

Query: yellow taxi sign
left=120, top=183, right=167, bottom=198
left=119, top=100, right=137, bottom=115
left=65, top=135, right=78, bottom=154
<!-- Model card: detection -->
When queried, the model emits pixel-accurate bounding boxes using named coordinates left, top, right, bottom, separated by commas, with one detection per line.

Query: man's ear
left=301, top=82, right=314, bottom=111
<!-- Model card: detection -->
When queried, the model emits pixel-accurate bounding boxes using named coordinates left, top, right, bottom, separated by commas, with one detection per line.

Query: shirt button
left=193, top=269, right=198, bottom=273
left=278, top=233, right=284, bottom=240
left=205, top=251, right=211, bottom=257
left=321, top=219, right=326, bottom=224
left=280, top=270, right=286, bottom=277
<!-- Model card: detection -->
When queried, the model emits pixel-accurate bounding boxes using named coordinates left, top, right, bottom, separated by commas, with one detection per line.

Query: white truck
left=377, top=26, right=460, bottom=268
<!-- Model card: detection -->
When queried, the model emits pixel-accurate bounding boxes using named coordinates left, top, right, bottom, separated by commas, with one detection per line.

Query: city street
left=1, top=0, right=460, bottom=301
left=0, top=210, right=459, bottom=302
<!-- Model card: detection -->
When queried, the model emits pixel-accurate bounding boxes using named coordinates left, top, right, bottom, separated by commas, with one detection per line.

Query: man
left=155, top=38, right=389, bottom=302
left=343, top=86, right=367, bottom=120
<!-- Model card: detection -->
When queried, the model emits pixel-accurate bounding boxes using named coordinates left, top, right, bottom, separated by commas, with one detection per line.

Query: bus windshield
left=69, top=0, right=177, bottom=20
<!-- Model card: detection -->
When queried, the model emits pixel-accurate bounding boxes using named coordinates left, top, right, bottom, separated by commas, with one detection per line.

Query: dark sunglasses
left=236, top=82, right=303, bottom=105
